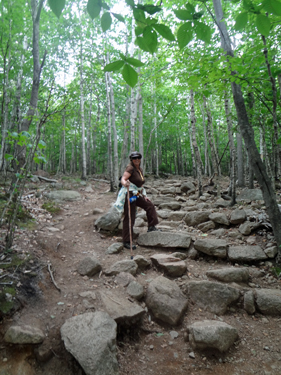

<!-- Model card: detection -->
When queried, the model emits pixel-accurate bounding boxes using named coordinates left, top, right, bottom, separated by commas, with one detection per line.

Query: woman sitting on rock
left=114, top=151, right=159, bottom=249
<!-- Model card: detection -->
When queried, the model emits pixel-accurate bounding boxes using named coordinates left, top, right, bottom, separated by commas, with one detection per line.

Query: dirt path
left=1, top=178, right=281, bottom=375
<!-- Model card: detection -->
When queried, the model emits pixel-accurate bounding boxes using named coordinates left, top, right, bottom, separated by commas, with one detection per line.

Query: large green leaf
left=104, top=60, right=124, bottom=72
left=142, top=26, right=158, bottom=53
left=256, top=14, right=271, bottom=36
left=125, top=0, right=134, bottom=6
left=234, top=12, right=248, bottom=31
left=177, top=23, right=193, bottom=49
left=112, top=13, right=125, bottom=23
left=48, top=0, right=65, bottom=18
left=87, top=0, right=101, bottom=19
left=262, top=0, right=281, bottom=16
left=185, top=3, right=195, bottom=13
left=126, top=57, right=145, bottom=67
left=101, top=12, right=112, bottom=32
left=153, top=24, right=175, bottom=41
left=174, top=9, right=193, bottom=20
left=122, top=64, right=138, bottom=87
left=193, top=11, right=204, bottom=20
left=133, top=8, right=146, bottom=26
left=195, top=22, right=212, bottom=43
left=135, top=36, right=151, bottom=52
left=135, top=26, right=143, bottom=36
left=137, top=4, right=162, bottom=15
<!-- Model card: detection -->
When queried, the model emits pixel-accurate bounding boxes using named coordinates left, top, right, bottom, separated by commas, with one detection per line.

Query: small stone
left=189, top=352, right=195, bottom=359
left=150, top=345, right=154, bottom=350
left=170, top=330, right=179, bottom=339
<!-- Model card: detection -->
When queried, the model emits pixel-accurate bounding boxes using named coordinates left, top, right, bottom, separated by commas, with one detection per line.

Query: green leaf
left=119, top=52, right=126, bottom=60
left=21, top=131, right=31, bottom=138
left=48, top=0, right=65, bottom=18
left=177, top=23, right=193, bottom=49
left=87, top=0, right=101, bottom=19
left=102, top=2, right=110, bottom=10
left=234, top=12, right=248, bottom=31
left=101, top=12, right=112, bottom=32
left=277, top=137, right=281, bottom=144
left=193, top=11, right=204, bottom=19
left=195, top=22, right=212, bottom=43
left=256, top=14, right=271, bottom=36
left=122, top=64, right=138, bottom=87
left=38, top=140, right=47, bottom=149
left=4, top=154, right=13, bottom=161
left=133, top=8, right=146, bottom=26
left=112, top=13, right=125, bottom=22
left=143, top=26, right=158, bottom=53
left=135, top=36, right=151, bottom=52
left=126, top=57, right=145, bottom=67
left=185, top=3, right=195, bottom=13
left=137, top=4, right=162, bottom=15
left=125, top=0, right=134, bottom=6
left=152, top=24, right=175, bottom=41
left=104, top=60, right=125, bottom=72
left=262, top=0, right=281, bottom=16
left=135, top=26, right=143, bottom=36
left=174, top=9, right=193, bottom=20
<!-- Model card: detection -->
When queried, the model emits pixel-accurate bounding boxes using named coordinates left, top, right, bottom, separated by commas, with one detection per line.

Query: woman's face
left=132, top=157, right=141, bottom=168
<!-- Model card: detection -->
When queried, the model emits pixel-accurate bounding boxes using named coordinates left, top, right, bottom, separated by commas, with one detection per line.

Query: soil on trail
left=1, top=176, right=281, bottom=375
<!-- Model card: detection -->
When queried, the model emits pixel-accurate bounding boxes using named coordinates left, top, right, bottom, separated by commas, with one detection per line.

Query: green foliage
left=101, top=12, right=112, bottom=32
left=177, top=23, right=193, bottom=49
left=256, top=14, right=271, bottom=36
left=42, top=201, right=61, bottom=214
left=152, top=24, right=175, bottom=41
left=122, top=64, right=138, bottom=87
left=48, top=0, right=65, bottom=18
left=87, top=0, right=102, bottom=19
left=234, top=12, right=248, bottom=31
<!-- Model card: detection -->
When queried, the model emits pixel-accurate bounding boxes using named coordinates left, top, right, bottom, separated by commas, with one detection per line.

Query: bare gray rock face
left=197, top=221, right=216, bottom=232
left=255, top=289, right=281, bottom=315
left=180, top=181, right=196, bottom=194
left=137, top=231, right=191, bottom=249
left=188, top=320, right=238, bottom=352
left=236, top=189, right=263, bottom=202
left=194, top=239, right=228, bottom=258
left=239, top=221, right=252, bottom=235
left=209, top=212, right=229, bottom=226
left=133, top=255, right=151, bottom=269
left=146, top=276, right=188, bottom=325
left=105, top=260, right=138, bottom=276
left=187, top=281, right=240, bottom=315
left=156, top=210, right=171, bottom=219
left=167, top=211, right=187, bottom=221
left=77, top=257, right=102, bottom=276
left=61, top=312, right=119, bottom=375
left=213, top=198, right=231, bottom=208
left=127, top=281, right=144, bottom=300
left=4, top=325, right=44, bottom=344
left=264, top=246, right=278, bottom=258
left=228, top=245, right=267, bottom=261
left=114, top=272, right=136, bottom=287
left=158, top=202, right=182, bottom=211
left=95, top=206, right=122, bottom=231
left=206, top=267, right=249, bottom=283
left=46, top=190, right=81, bottom=201
left=99, top=291, right=145, bottom=323
left=244, top=290, right=255, bottom=314
left=160, top=187, right=176, bottom=194
left=150, top=254, right=187, bottom=277
left=106, top=243, right=123, bottom=255
left=230, top=209, right=247, bottom=224
left=184, top=211, right=211, bottom=226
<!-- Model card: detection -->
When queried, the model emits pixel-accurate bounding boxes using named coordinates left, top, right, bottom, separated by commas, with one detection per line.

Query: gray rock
left=61, top=312, right=119, bottom=375
left=209, top=213, right=229, bottom=226
left=244, top=290, right=255, bottom=314
left=239, top=221, right=252, bottom=235
left=85, top=185, right=94, bottom=192
left=46, top=190, right=81, bottom=201
left=264, top=246, right=278, bottom=258
left=194, top=239, right=228, bottom=258
left=159, top=202, right=182, bottom=211
left=99, top=291, right=145, bottom=323
left=171, top=252, right=188, bottom=260
left=188, top=320, right=238, bottom=352
left=150, top=254, right=187, bottom=277
left=187, top=281, right=240, bottom=315
left=133, top=255, right=151, bottom=269
left=255, top=289, right=281, bottom=315
left=106, top=243, right=123, bottom=255
left=77, top=257, right=102, bottom=277
left=4, top=325, right=44, bottom=344
left=167, top=211, right=186, bottom=221
left=156, top=210, right=171, bottom=219
left=213, top=199, right=231, bottom=208
left=197, top=221, right=216, bottom=232
left=181, top=181, right=196, bottom=194
left=93, top=208, right=104, bottom=215
left=160, top=187, right=176, bottom=194
left=230, top=209, right=247, bottom=224
left=105, top=260, right=138, bottom=276
left=228, top=246, right=267, bottom=261
left=187, top=248, right=198, bottom=260
left=137, top=231, right=191, bottom=249
left=134, top=217, right=145, bottom=227
left=95, top=206, right=121, bottom=231
left=115, top=272, right=136, bottom=287
left=160, top=221, right=181, bottom=228
left=184, top=211, right=211, bottom=226
left=146, top=276, right=188, bottom=325
left=211, top=228, right=226, bottom=238
left=127, top=281, right=144, bottom=300
left=206, top=267, right=249, bottom=283
left=237, top=189, right=263, bottom=202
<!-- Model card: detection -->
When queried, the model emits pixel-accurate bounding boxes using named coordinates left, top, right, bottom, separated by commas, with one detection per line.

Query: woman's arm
left=121, top=171, right=131, bottom=187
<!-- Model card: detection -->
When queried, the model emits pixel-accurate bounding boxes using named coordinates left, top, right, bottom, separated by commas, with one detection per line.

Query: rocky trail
left=1, top=175, right=281, bottom=375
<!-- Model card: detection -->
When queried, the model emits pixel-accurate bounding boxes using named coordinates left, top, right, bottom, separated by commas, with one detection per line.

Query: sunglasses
left=132, top=157, right=141, bottom=160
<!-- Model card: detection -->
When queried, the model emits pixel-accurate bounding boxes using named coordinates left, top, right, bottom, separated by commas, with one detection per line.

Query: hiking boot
left=147, top=226, right=160, bottom=232
left=123, top=242, right=136, bottom=250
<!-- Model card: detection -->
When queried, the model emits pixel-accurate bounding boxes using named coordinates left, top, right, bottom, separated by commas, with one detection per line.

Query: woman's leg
left=136, top=196, right=159, bottom=227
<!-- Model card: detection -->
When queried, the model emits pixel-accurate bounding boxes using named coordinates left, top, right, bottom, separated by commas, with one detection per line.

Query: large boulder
left=4, top=325, right=44, bottom=344
left=137, top=231, right=191, bottom=249
left=209, top=213, right=229, bottom=226
left=150, top=254, right=187, bottom=277
left=255, top=289, right=281, bottom=315
left=158, top=202, right=182, bottom=211
left=187, top=281, right=240, bottom=315
left=167, top=211, right=187, bottom=221
left=184, top=211, right=211, bottom=226
left=230, top=209, right=247, bottom=224
left=188, top=320, right=238, bottom=352
left=105, top=260, right=138, bottom=276
left=61, top=312, right=119, bottom=375
left=228, top=245, right=267, bottom=261
left=194, top=239, right=228, bottom=258
left=206, top=267, right=249, bottom=283
left=146, top=276, right=188, bottom=325
left=236, top=189, right=263, bottom=202
left=77, top=257, right=102, bottom=276
left=95, top=206, right=122, bottom=231
left=180, top=181, right=196, bottom=194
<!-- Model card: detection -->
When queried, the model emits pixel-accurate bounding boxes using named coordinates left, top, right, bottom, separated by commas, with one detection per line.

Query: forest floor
left=0, top=174, right=281, bottom=375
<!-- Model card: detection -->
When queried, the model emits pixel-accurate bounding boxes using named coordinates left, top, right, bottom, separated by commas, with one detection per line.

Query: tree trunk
left=108, top=68, right=118, bottom=188
left=213, top=0, right=281, bottom=259
left=190, top=90, right=202, bottom=196
left=105, top=69, right=114, bottom=191
left=236, top=130, right=245, bottom=187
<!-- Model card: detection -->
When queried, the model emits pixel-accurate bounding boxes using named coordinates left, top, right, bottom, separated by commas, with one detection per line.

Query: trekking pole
left=127, top=185, right=134, bottom=260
